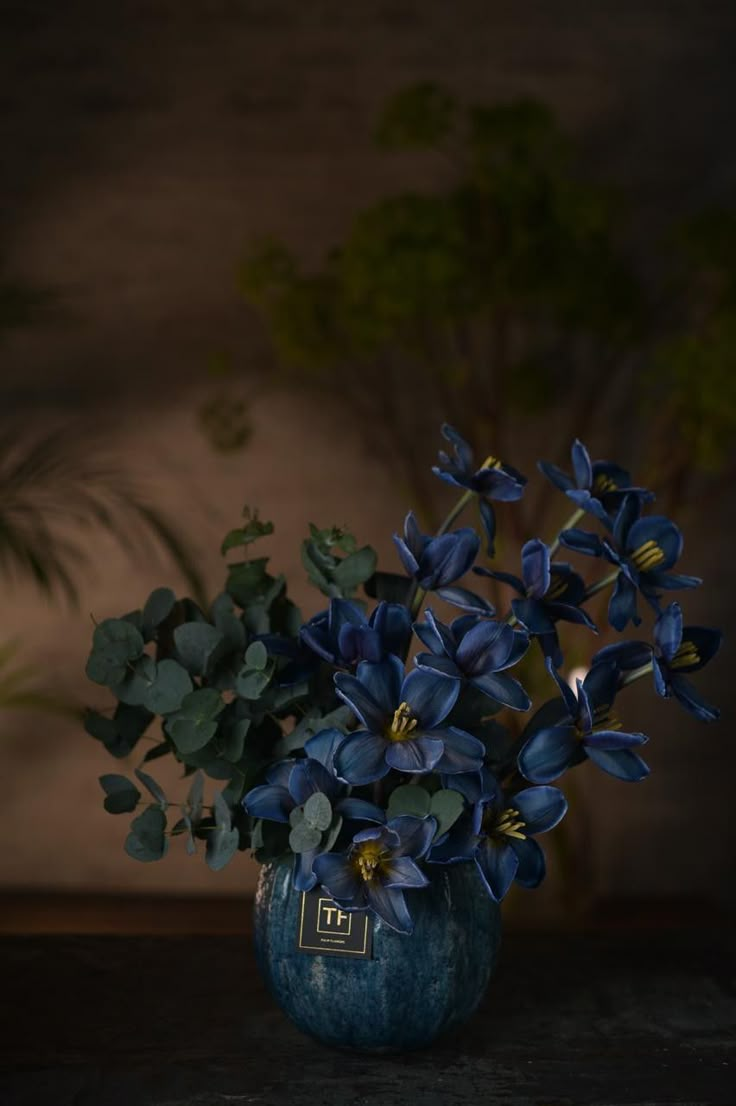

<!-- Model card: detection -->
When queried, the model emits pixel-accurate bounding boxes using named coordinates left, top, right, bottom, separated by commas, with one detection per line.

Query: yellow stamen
left=494, top=807, right=527, bottom=841
left=352, top=840, right=385, bottom=883
left=386, top=701, right=418, bottom=742
left=670, top=642, right=700, bottom=669
left=630, top=539, right=665, bottom=571
left=481, top=454, right=503, bottom=471
left=593, top=474, right=618, bottom=494
left=546, top=575, right=567, bottom=600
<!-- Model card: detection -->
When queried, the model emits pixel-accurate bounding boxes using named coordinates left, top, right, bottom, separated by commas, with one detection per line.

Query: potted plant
left=85, top=425, right=721, bottom=1052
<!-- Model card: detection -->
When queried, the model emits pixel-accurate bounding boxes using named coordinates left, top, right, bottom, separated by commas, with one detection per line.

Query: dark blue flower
left=432, top=424, right=526, bottom=555
left=517, top=658, right=649, bottom=783
left=333, top=656, right=485, bottom=783
left=393, top=511, right=480, bottom=591
left=474, top=538, right=597, bottom=666
left=560, top=493, right=701, bottom=631
left=429, top=776, right=567, bottom=902
left=414, top=610, right=531, bottom=711
left=593, top=602, right=722, bottom=723
left=312, top=815, right=436, bottom=934
left=243, top=728, right=385, bottom=891
left=539, top=438, right=653, bottom=524
left=300, top=598, right=412, bottom=668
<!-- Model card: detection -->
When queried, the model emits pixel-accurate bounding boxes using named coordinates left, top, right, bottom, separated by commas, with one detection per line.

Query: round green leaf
left=244, top=640, right=268, bottom=671
left=387, top=784, right=431, bottom=818
left=289, top=806, right=305, bottom=828
left=142, top=587, right=176, bottom=635
left=111, top=654, right=156, bottom=706
left=205, top=826, right=240, bottom=871
left=303, top=791, right=332, bottom=832
left=143, top=659, right=193, bottom=715
left=86, top=619, right=144, bottom=686
left=288, top=822, right=322, bottom=853
left=174, top=623, right=226, bottom=677
left=235, top=665, right=272, bottom=700
left=133, top=767, right=167, bottom=809
left=170, top=717, right=218, bottom=755
left=99, top=774, right=141, bottom=814
left=124, top=806, right=168, bottom=862
left=323, top=813, right=343, bottom=853
left=430, top=788, right=465, bottom=837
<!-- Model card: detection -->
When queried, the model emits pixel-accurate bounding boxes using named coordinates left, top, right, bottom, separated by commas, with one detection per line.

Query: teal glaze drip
left=253, top=856, right=501, bottom=1053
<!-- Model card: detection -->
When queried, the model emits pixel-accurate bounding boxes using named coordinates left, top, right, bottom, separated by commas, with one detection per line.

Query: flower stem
left=583, top=569, right=620, bottom=601
left=621, top=662, right=653, bottom=688
left=547, top=507, right=585, bottom=558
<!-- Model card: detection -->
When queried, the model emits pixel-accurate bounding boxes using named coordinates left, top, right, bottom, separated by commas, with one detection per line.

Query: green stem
left=621, top=662, right=653, bottom=688
left=583, top=569, right=620, bottom=601
left=547, top=507, right=585, bottom=559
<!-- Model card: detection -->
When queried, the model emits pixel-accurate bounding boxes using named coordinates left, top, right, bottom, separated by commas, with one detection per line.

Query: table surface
left=1, top=929, right=734, bottom=1106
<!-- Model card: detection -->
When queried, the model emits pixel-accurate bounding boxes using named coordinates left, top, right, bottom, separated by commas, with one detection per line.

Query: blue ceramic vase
left=253, top=855, right=501, bottom=1052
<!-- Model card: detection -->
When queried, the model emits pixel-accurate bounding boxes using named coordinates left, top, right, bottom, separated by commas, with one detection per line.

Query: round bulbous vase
left=253, top=856, right=501, bottom=1053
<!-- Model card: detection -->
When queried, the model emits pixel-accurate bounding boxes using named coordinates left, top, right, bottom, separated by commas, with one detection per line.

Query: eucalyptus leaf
left=213, top=790, right=232, bottom=831
left=99, top=774, right=141, bottom=814
left=111, top=654, right=156, bottom=706
left=186, top=770, right=205, bottom=823
left=387, top=784, right=432, bottom=818
left=174, top=623, right=226, bottom=677
left=244, top=640, right=268, bottom=671
left=289, top=821, right=322, bottom=853
left=323, top=813, right=343, bottom=853
left=124, top=806, right=168, bottom=862
left=303, top=791, right=332, bottom=832
left=332, top=546, right=378, bottom=592
left=142, top=587, right=176, bottom=635
left=85, top=704, right=154, bottom=759
left=235, top=664, right=273, bottom=700
left=221, top=717, right=251, bottom=762
left=289, top=806, right=305, bottom=828
left=430, top=788, right=465, bottom=837
left=86, top=619, right=144, bottom=686
left=205, top=825, right=239, bottom=871
left=134, top=767, right=167, bottom=809
left=143, top=659, right=193, bottom=715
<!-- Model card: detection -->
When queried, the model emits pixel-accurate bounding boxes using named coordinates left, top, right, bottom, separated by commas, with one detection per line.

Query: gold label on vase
left=296, top=891, right=373, bottom=959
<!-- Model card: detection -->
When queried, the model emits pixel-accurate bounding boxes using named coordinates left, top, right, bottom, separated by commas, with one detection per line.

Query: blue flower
left=312, top=815, right=436, bottom=934
left=539, top=438, right=653, bottom=524
left=243, top=728, right=385, bottom=891
left=560, top=493, right=701, bottom=631
left=333, top=656, right=485, bottom=783
left=593, top=602, right=722, bottom=723
left=517, top=658, right=649, bottom=783
left=432, top=424, right=526, bottom=555
left=300, top=598, right=412, bottom=667
left=474, top=538, right=597, bottom=666
left=393, top=510, right=480, bottom=591
left=414, top=611, right=531, bottom=711
left=429, top=777, right=567, bottom=902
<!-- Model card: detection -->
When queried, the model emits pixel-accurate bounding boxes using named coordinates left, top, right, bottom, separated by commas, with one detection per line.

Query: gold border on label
left=297, top=893, right=370, bottom=956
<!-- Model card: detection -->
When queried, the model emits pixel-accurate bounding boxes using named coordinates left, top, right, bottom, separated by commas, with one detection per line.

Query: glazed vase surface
left=253, top=856, right=501, bottom=1052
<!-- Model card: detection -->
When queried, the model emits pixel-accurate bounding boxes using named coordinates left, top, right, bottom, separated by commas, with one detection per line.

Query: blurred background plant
left=0, top=270, right=207, bottom=721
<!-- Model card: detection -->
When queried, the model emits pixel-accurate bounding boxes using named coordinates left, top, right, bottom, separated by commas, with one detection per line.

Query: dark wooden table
left=1, top=929, right=734, bottom=1105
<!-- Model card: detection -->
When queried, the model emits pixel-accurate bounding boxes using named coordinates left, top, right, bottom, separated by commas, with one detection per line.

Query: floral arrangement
left=85, top=426, right=721, bottom=934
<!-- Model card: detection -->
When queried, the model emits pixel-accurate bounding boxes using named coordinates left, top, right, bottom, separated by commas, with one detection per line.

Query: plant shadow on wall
left=0, top=268, right=207, bottom=723
left=198, top=81, right=735, bottom=908
left=227, top=81, right=736, bottom=526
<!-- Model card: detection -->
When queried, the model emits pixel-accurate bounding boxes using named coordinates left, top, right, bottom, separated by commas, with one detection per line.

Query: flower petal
left=433, top=726, right=485, bottom=774
left=521, top=539, right=551, bottom=599
left=381, top=856, right=430, bottom=889
left=559, top=528, right=605, bottom=558
left=585, top=746, right=650, bottom=782
left=654, top=601, right=682, bottom=661
left=333, top=672, right=387, bottom=731
left=571, top=439, right=593, bottom=490
left=393, top=534, right=420, bottom=578
left=288, top=758, right=337, bottom=805
left=626, top=515, right=682, bottom=570
left=513, top=786, right=568, bottom=834
left=517, top=725, right=577, bottom=783
left=414, top=653, right=463, bottom=680
left=243, top=783, right=294, bottom=823
left=304, top=727, right=346, bottom=774
left=455, top=619, right=514, bottom=675
left=402, top=667, right=460, bottom=727
left=511, top=597, right=556, bottom=636
left=537, top=459, right=575, bottom=493
left=293, top=849, right=319, bottom=892
left=334, top=731, right=390, bottom=785
left=678, top=626, right=722, bottom=672
left=313, top=852, right=361, bottom=900
left=475, top=838, right=519, bottom=901
left=385, top=735, right=444, bottom=774
left=365, top=881, right=415, bottom=934
left=435, top=586, right=496, bottom=616
left=670, top=674, right=720, bottom=722
left=584, top=729, right=647, bottom=751
left=608, top=572, right=638, bottom=631
left=356, top=655, right=404, bottom=716
left=509, top=836, right=546, bottom=888
left=387, top=814, right=437, bottom=858
left=335, top=797, right=386, bottom=823
left=470, top=671, right=531, bottom=711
